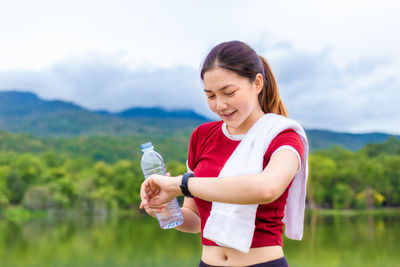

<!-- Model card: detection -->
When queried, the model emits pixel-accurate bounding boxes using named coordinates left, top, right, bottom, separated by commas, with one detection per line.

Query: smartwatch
left=180, top=172, right=195, bottom=198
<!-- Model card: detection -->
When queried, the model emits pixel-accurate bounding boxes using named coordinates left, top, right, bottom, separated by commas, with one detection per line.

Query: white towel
left=203, top=113, right=309, bottom=253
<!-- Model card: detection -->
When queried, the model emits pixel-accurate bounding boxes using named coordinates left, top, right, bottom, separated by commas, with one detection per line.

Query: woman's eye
left=207, top=95, right=216, bottom=99
left=226, top=91, right=235, bottom=96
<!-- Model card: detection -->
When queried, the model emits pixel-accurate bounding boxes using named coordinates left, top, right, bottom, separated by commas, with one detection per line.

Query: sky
left=0, top=0, right=399, bottom=134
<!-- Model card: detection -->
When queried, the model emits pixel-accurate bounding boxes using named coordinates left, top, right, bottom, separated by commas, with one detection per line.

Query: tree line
left=308, top=136, right=400, bottom=209
left=0, top=134, right=399, bottom=216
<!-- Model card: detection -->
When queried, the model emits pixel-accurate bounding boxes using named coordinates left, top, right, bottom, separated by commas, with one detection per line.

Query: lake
left=0, top=210, right=399, bottom=267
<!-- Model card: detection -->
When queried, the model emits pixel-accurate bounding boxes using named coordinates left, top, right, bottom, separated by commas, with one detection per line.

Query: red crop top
left=187, top=120, right=304, bottom=247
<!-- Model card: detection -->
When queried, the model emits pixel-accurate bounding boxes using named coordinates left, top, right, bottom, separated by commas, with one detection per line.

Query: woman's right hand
left=140, top=173, right=182, bottom=211
left=140, top=172, right=175, bottom=218
left=142, top=203, right=167, bottom=218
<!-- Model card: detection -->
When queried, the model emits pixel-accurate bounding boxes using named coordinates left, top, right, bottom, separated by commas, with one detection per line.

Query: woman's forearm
left=175, top=207, right=201, bottom=233
left=184, top=149, right=298, bottom=205
left=169, top=174, right=269, bottom=205
left=188, top=174, right=271, bottom=205
left=153, top=150, right=298, bottom=206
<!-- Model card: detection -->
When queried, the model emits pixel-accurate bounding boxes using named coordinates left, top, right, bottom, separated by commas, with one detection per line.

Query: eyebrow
left=204, top=84, right=234, bottom=93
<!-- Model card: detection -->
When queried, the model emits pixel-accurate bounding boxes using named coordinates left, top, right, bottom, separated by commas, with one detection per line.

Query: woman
left=140, top=40, right=308, bottom=267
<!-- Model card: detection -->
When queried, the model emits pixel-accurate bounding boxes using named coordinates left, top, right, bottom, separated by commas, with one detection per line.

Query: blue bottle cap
left=141, top=142, right=153, bottom=152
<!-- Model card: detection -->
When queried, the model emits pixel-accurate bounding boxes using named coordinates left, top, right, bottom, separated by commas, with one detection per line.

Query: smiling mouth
left=220, top=110, right=236, bottom=119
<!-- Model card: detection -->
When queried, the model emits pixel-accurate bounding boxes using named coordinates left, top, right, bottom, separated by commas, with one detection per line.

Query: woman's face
left=203, top=67, right=264, bottom=135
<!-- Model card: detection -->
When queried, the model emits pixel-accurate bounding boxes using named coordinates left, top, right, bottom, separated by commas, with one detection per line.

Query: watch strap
left=180, top=172, right=195, bottom=198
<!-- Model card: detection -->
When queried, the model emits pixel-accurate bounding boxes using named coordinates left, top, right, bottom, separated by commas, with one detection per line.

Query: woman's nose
left=216, top=97, right=228, bottom=111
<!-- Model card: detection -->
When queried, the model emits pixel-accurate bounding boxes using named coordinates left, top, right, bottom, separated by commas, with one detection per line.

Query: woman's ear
left=254, top=73, right=264, bottom=94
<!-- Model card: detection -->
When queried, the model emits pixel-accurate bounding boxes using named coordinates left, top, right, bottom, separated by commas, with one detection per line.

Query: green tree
left=380, top=155, right=400, bottom=205
left=0, top=166, right=10, bottom=208
left=332, top=183, right=355, bottom=209
left=111, top=160, right=140, bottom=208
left=23, top=184, right=56, bottom=210
left=308, top=154, right=337, bottom=208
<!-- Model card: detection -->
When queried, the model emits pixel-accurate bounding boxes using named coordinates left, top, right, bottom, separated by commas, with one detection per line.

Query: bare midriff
left=201, top=245, right=284, bottom=266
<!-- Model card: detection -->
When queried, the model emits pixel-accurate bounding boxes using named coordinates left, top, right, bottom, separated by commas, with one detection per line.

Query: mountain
left=0, top=91, right=208, bottom=137
left=0, top=90, right=399, bottom=151
left=0, top=91, right=83, bottom=116
left=115, top=107, right=207, bottom=120
left=306, top=129, right=397, bottom=151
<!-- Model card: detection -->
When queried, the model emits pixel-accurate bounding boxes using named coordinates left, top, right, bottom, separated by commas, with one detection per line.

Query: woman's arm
left=141, top=149, right=299, bottom=207
left=175, top=197, right=201, bottom=233
left=190, top=149, right=299, bottom=204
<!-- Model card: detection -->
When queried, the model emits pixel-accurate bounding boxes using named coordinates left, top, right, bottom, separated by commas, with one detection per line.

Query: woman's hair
left=200, top=40, right=288, bottom=117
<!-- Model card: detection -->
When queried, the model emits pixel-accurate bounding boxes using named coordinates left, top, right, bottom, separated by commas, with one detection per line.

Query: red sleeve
left=263, top=129, right=304, bottom=167
left=187, top=127, right=199, bottom=172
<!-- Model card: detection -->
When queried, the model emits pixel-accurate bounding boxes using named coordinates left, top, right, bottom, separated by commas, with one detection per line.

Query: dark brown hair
left=200, top=40, right=288, bottom=117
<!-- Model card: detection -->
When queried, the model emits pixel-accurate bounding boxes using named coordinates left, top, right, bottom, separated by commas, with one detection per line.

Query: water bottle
left=140, top=142, right=183, bottom=229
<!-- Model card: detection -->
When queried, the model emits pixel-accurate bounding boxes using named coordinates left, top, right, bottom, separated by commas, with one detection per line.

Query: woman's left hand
left=139, top=174, right=182, bottom=210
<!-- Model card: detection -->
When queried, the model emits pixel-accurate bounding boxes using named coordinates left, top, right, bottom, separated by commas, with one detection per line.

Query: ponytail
left=258, top=55, right=288, bottom=117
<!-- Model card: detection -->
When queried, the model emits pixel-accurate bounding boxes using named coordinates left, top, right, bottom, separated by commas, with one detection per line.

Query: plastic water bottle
left=140, top=142, right=183, bottom=229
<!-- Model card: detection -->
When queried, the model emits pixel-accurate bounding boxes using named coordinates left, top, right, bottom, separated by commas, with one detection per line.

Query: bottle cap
left=141, top=142, right=153, bottom=152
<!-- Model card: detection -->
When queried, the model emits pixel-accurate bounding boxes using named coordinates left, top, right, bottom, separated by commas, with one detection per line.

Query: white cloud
left=0, top=0, right=399, bottom=133
left=1, top=0, right=399, bottom=70
left=0, top=53, right=212, bottom=117
left=268, top=45, right=400, bottom=134
left=1, top=45, right=399, bottom=134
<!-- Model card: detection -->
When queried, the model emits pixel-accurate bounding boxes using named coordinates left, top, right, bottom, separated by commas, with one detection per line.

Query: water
left=140, top=142, right=183, bottom=229
left=0, top=211, right=399, bottom=266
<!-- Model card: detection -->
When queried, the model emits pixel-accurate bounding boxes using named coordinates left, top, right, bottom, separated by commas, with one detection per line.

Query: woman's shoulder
left=268, top=129, right=304, bottom=159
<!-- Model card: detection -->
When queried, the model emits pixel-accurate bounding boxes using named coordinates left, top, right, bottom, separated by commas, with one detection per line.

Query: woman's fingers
left=141, top=199, right=167, bottom=218
left=140, top=174, right=177, bottom=209
left=144, top=205, right=167, bottom=218
left=140, top=181, right=150, bottom=204
left=148, top=177, right=161, bottom=192
left=147, top=195, right=163, bottom=207
left=147, top=204, right=167, bottom=213
left=141, top=177, right=159, bottom=197
left=140, top=177, right=163, bottom=208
